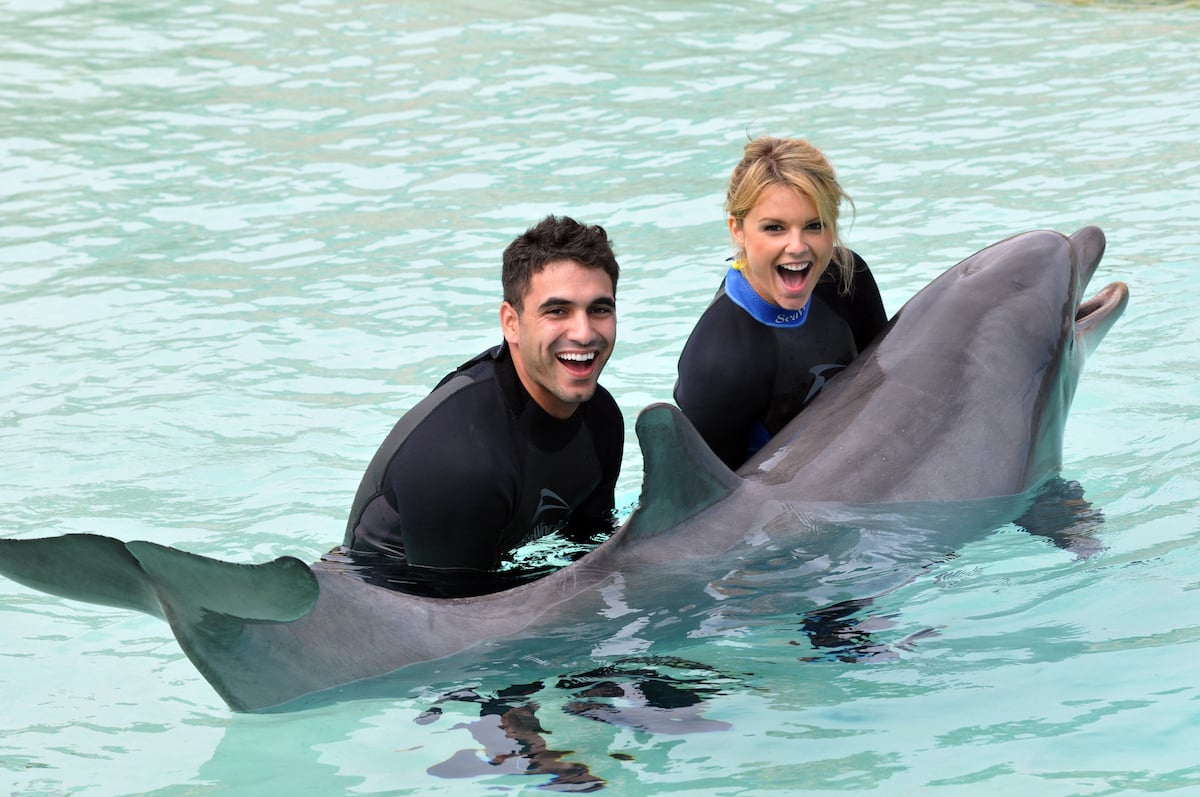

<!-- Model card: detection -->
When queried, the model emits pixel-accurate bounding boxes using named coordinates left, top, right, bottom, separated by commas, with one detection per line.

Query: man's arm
left=381, top=392, right=519, bottom=571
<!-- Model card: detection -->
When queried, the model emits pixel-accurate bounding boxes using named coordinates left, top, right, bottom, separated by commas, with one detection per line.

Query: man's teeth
left=558, top=352, right=596, bottom=362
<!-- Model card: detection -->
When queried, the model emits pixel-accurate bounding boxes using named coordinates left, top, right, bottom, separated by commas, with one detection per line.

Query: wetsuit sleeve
left=563, top=388, right=624, bottom=542
left=674, top=301, right=775, bottom=471
left=844, top=252, right=888, bottom=351
left=382, top=392, right=518, bottom=571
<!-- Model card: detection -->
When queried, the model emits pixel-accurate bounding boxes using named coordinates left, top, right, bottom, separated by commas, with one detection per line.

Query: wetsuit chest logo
left=804, top=362, right=846, bottom=403
left=527, top=488, right=570, bottom=540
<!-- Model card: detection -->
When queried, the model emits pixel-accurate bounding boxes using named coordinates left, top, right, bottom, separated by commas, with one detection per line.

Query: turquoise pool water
left=2, top=0, right=1199, bottom=793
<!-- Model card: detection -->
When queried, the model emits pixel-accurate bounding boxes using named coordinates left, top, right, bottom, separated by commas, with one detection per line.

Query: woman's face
left=729, top=183, right=835, bottom=311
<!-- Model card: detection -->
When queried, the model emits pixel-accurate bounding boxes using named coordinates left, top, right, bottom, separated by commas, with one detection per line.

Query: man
left=340, top=216, right=622, bottom=592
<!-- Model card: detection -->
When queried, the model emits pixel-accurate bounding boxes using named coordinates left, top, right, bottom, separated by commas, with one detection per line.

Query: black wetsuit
left=674, top=251, right=887, bottom=471
left=343, top=343, right=623, bottom=575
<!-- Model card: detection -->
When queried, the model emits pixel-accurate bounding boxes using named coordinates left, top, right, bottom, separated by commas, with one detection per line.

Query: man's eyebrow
left=537, top=295, right=616, bottom=311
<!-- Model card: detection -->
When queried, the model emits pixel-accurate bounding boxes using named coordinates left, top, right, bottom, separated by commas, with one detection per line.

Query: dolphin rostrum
left=0, top=227, right=1128, bottom=711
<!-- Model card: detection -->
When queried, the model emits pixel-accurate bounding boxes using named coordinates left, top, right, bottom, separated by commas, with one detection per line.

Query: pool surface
left=2, top=0, right=1199, bottom=793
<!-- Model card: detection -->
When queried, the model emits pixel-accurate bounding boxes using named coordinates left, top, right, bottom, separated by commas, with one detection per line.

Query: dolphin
left=0, top=226, right=1128, bottom=712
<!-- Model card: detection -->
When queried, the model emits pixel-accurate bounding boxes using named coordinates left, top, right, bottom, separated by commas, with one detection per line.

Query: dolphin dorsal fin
left=621, top=403, right=743, bottom=541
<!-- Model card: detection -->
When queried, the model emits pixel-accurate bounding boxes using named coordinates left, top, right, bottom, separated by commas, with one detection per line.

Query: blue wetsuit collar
left=724, top=267, right=811, bottom=328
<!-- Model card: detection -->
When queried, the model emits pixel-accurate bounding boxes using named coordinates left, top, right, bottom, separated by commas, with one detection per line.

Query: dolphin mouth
left=1069, top=226, right=1128, bottom=344
left=1075, top=280, right=1129, bottom=339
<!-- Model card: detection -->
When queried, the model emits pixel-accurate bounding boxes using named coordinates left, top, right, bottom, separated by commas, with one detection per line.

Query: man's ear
left=500, top=301, right=520, bottom=345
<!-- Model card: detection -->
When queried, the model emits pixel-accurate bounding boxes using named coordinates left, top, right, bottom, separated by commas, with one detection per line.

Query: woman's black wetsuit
left=674, top=251, right=887, bottom=471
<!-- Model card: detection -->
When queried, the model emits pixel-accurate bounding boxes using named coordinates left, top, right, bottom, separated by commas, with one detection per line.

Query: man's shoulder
left=406, top=354, right=510, bottom=439
left=394, top=368, right=514, bottom=485
left=429, top=363, right=505, bottom=414
left=432, top=345, right=504, bottom=388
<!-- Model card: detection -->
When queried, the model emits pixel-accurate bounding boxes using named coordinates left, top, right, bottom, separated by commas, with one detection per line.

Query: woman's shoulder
left=693, top=289, right=772, bottom=333
left=817, top=249, right=881, bottom=295
left=680, top=294, right=775, bottom=380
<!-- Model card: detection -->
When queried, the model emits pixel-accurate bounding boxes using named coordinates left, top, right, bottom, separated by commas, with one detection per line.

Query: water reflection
left=420, top=656, right=738, bottom=792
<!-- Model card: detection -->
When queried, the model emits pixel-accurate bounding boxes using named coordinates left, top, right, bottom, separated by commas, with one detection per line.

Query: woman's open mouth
left=776, top=261, right=812, bottom=292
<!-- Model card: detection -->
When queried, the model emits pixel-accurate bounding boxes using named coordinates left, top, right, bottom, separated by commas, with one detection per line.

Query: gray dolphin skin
left=0, top=227, right=1128, bottom=712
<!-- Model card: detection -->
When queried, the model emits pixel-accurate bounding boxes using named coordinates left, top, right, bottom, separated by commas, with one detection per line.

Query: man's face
left=500, top=259, right=616, bottom=419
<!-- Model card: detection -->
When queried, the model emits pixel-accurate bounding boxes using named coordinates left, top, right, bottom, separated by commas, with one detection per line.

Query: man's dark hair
left=502, top=215, right=619, bottom=310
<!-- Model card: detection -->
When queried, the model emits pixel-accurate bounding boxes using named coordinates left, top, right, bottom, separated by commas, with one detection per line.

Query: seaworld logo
left=526, top=488, right=570, bottom=542
left=774, top=307, right=807, bottom=325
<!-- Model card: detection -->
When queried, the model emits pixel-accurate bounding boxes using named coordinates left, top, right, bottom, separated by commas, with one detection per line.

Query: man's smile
left=557, top=350, right=599, bottom=375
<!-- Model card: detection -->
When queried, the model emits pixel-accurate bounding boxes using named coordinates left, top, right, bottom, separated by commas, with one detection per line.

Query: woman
left=674, top=137, right=888, bottom=470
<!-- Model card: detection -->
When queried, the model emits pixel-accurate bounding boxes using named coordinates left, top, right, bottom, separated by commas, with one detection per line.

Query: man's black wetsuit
left=674, top=250, right=887, bottom=471
left=343, top=343, right=623, bottom=575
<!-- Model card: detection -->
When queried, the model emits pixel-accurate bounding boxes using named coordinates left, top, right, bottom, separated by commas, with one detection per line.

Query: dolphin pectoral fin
left=125, top=541, right=318, bottom=622
left=0, top=533, right=164, bottom=618
left=621, top=403, right=743, bottom=541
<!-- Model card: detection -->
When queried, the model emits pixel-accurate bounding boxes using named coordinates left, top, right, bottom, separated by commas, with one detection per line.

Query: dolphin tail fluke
left=0, top=533, right=319, bottom=623
left=121, top=542, right=321, bottom=710
left=1, top=533, right=321, bottom=709
left=124, top=541, right=318, bottom=622
left=0, top=533, right=165, bottom=617
left=622, top=403, right=743, bottom=541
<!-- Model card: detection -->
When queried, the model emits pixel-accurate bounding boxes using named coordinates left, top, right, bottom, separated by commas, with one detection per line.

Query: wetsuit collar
left=724, top=267, right=811, bottom=328
left=492, top=342, right=585, bottom=436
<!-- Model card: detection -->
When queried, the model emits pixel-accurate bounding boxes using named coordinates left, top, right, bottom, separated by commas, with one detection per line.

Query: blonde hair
left=725, top=137, right=855, bottom=292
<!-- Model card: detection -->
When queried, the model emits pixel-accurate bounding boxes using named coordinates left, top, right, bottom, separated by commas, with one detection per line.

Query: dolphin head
left=745, top=226, right=1129, bottom=503
left=929, top=226, right=1128, bottom=492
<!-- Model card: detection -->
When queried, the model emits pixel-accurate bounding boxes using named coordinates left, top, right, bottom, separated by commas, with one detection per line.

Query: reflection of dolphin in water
left=0, top=227, right=1128, bottom=712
